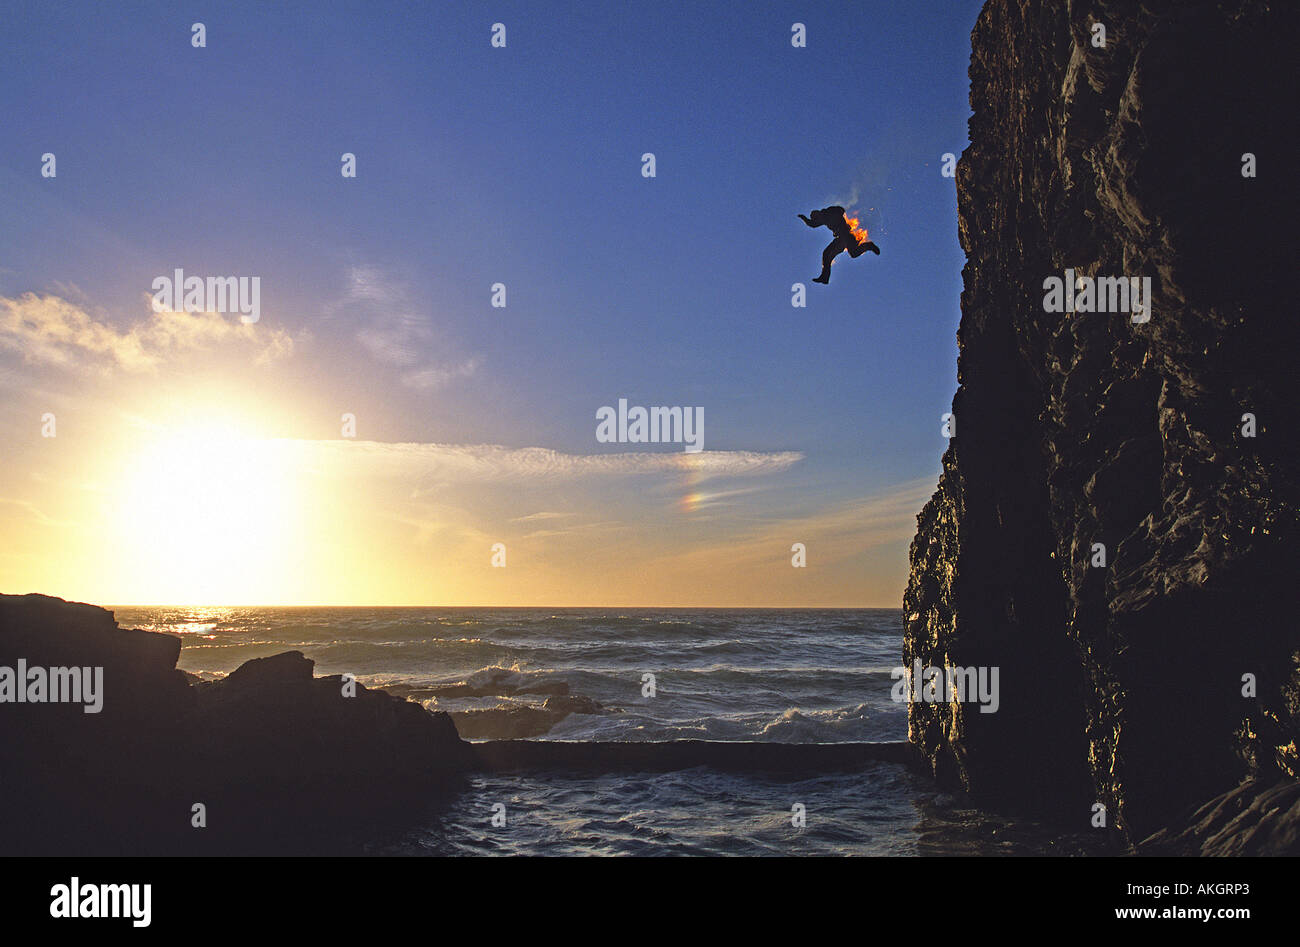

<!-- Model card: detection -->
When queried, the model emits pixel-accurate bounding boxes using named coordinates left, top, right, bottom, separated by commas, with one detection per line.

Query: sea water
left=114, top=606, right=1093, bottom=855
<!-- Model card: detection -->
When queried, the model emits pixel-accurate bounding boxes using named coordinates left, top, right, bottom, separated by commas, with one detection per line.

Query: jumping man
left=799, top=205, right=880, bottom=284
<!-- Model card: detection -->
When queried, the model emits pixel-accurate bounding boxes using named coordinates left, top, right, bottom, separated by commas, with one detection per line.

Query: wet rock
left=450, top=693, right=604, bottom=740
left=0, top=594, right=469, bottom=854
left=1142, top=779, right=1300, bottom=856
left=904, top=0, right=1300, bottom=844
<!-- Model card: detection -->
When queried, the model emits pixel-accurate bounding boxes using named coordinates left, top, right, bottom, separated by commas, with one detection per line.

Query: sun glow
left=108, top=417, right=306, bottom=605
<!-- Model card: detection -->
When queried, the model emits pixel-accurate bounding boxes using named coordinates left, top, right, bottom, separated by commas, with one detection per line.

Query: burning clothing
left=800, top=206, right=880, bottom=284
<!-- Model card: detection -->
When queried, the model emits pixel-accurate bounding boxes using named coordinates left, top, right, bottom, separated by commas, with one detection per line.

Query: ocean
left=113, top=606, right=1091, bottom=855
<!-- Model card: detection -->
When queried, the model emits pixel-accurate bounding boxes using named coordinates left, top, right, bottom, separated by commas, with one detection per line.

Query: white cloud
left=288, top=438, right=805, bottom=484
left=335, top=264, right=479, bottom=390
left=509, top=511, right=576, bottom=523
left=401, top=357, right=480, bottom=391
left=0, top=293, right=293, bottom=373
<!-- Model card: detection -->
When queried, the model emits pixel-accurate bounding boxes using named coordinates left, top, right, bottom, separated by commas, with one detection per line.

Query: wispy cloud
left=0, top=293, right=293, bottom=373
left=334, top=264, right=479, bottom=391
left=289, top=438, right=805, bottom=483
left=643, top=474, right=938, bottom=571
left=401, top=357, right=480, bottom=391
left=0, top=496, right=80, bottom=529
left=518, top=520, right=626, bottom=541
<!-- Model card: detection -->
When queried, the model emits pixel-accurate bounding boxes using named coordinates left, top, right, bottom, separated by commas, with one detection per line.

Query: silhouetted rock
left=450, top=693, right=604, bottom=739
left=0, top=594, right=469, bottom=854
left=1142, top=779, right=1300, bottom=856
left=904, top=0, right=1299, bottom=845
left=220, top=648, right=315, bottom=687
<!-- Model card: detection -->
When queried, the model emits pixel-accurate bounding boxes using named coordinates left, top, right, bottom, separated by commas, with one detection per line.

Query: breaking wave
left=117, top=606, right=908, bottom=743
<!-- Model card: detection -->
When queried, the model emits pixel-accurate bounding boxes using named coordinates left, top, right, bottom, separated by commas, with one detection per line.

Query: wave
left=143, top=606, right=911, bottom=744
left=757, top=703, right=879, bottom=743
left=448, top=694, right=606, bottom=740
left=429, top=664, right=572, bottom=698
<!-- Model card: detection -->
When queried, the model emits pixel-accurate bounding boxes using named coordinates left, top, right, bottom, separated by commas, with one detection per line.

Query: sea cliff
left=904, top=0, right=1299, bottom=849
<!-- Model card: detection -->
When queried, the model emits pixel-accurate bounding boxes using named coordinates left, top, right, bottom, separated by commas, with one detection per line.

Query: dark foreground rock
left=450, top=693, right=605, bottom=740
left=0, top=593, right=470, bottom=855
left=1142, top=779, right=1300, bottom=856
left=904, top=0, right=1299, bottom=846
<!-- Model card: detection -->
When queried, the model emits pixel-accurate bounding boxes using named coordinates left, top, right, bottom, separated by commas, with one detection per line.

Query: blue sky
left=0, top=1, right=985, bottom=606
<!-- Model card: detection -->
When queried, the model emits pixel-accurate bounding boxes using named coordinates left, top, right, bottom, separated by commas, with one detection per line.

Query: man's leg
left=813, top=239, right=843, bottom=283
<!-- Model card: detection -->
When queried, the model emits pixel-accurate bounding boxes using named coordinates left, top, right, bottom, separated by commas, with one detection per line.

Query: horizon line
left=90, top=601, right=904, bottom=611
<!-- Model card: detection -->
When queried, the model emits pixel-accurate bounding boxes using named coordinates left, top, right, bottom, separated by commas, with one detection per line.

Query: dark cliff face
left=0, top=594, right=469, bottom=854
left=905, top=0, right=1299, bottom=842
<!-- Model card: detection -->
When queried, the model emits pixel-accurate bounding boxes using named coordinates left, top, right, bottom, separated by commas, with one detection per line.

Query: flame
left=846, top=212, right=870, bottom=245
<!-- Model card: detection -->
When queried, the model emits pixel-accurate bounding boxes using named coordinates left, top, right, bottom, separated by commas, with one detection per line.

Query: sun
left=109, top=415, right=304, bottom=605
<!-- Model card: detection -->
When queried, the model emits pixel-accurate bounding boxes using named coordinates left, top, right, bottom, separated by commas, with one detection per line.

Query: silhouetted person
left=799, top=205, right=880, bottom=284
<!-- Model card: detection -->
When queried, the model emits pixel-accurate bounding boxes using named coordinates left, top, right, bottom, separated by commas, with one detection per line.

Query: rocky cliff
left=904, top=0, right=1299, bottom=845
left=0, top=593, right=470, bottom=854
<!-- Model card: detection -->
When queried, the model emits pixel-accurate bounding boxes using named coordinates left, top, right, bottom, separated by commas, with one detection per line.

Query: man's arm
left=798, top=213, right=817, bottom=227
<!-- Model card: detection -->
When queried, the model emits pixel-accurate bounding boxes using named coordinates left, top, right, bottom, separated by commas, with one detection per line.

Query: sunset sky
left=0, top=1, right=981, bottom=606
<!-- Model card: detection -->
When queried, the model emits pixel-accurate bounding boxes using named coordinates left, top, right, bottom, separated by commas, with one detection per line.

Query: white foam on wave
left=757, top=703, right=875, bottom=742
left=464, top=664, right=530, bottom=689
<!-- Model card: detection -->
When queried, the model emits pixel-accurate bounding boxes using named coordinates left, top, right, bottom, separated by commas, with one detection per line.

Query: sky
left=0, top=0, right=983, bottom=606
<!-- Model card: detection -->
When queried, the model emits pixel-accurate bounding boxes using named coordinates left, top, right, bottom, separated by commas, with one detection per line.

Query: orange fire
left=846, top=213, right=870, bottom=245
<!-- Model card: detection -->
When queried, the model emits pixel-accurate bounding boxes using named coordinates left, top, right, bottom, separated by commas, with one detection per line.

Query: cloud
left=0, top=293, right=293, bottom=373
left=644, top=474, right=938, bottom=571
left=0, top=497, right=80, bottom=529
left=288, top=438, right=805, bottom=484
left=518, top=520, right=626, bottom=541
left=402, top=357, right=480, bottom=391
left=509, top=511, right=576, bottom=523
left=673, top=484, right=765, bottom=509
left=335, top=264, right=479, bottom=390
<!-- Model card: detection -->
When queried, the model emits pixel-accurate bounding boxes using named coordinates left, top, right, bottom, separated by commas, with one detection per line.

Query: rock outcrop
left=1141, top=778, right=1300, bottom=856
left=904, top=0, right=1299, bottom=845
left=450, top=693, right=605, bottom=740
left=0, top=593, right=469, bottom=854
